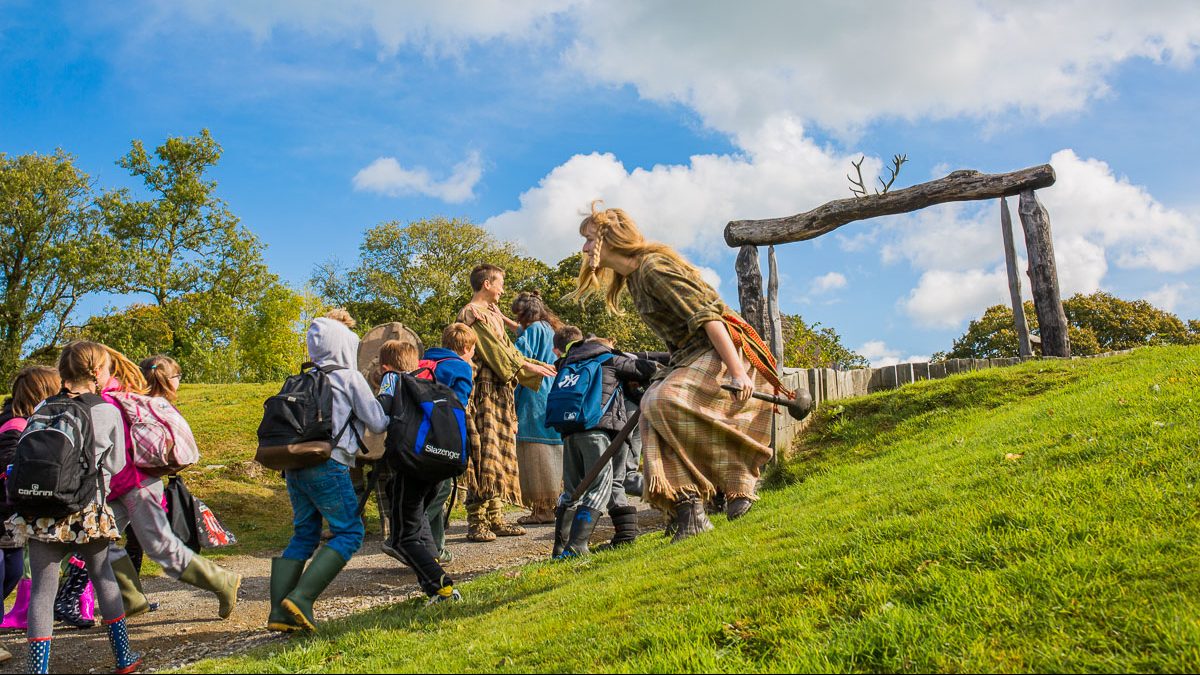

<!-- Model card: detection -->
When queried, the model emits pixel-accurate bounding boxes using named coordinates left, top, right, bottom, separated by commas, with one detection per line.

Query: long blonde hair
left=106, top=346, right=148, bottom=395
left=140, top=355, right=180, bottom=401
left=570, top=201, right=696, bottom=314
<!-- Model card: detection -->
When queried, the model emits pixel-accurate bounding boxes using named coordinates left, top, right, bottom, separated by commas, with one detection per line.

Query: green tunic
left=626, top=252, right=728, bottom=367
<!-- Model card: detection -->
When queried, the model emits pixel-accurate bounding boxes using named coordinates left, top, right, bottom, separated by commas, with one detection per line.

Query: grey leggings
left=28, top=539, right=123, bottom=639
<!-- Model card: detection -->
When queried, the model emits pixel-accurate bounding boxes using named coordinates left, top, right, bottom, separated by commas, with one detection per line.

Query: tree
left=0, top=151, right=107, bottom=386
left=96, top=130, right=283, bottom=380
left=943, top=293, right=1197, bottom=359
left=780, top=313, right=867, bottom=369
left=312, top=218, right=553, bottom=346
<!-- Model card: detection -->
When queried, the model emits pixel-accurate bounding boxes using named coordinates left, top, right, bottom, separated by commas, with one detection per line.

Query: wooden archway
left=726, top=164, right=1070, bottom=360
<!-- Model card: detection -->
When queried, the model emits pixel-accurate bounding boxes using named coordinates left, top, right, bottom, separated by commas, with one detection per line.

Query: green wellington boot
left=109, top=555, right=150, bottom=619
left=281, top=547, right=348, bottom=632
left=178, top=554, right=242, bottom=619
left=266, top=557, right=305, bottom=632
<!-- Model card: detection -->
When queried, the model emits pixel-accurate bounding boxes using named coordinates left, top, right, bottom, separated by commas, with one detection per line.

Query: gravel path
left=0, top=502, right=659, bottom=674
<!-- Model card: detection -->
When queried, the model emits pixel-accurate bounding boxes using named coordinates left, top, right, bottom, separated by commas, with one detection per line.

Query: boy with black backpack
left=547, top=328, right=661, bottom=558
left=262, top=313, right=389, bottom=633
left=377, top=323, right=473, bottom=604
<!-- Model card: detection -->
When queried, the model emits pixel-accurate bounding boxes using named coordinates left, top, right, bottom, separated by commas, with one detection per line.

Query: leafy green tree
left=96, top=130, right=286, bottom=380
left=943, top=293, right=1196, bottom=359
left=312, top=218, right=552, bottom=346
left=0, top=151, right=108, bottom=387
left=781, top=313, right=867, bottom=369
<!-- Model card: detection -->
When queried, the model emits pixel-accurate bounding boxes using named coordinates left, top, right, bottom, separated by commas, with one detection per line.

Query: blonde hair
left=441, top=322, right=477, bottom=355
left=570, top=200, right=695, bottom=313
left=57, top=341, right=111, bottom=393
left=9, top=366, right=61, bottom=417
left=140, top=355, right=181, bottom=402
left=106, top=347, right=148, bottom=395
left=324, top=308, right=357, bottom=330
left=379, top=340, right=420, bottom=372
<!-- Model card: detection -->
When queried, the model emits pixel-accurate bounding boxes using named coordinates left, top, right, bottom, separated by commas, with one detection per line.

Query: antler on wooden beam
left=725, top=164, right=1056, bottom=247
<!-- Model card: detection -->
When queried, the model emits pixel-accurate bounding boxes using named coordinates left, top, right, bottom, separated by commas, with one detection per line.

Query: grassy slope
left=184, top=347, right=1200, bottom=673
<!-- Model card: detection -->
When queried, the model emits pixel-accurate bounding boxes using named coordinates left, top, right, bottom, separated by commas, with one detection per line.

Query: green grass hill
left=183, top=346, right=1199, bottom=673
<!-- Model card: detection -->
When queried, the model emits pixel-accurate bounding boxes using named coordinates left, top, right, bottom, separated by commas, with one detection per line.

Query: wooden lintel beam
left=725, top=164, right=1056, bottom=247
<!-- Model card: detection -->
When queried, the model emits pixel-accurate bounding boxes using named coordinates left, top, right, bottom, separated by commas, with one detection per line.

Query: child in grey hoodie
left=269, top=315, right=389, bottom=634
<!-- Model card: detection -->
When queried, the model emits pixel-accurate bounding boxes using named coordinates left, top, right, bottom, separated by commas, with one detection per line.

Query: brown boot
left=487, top=498, right=526, bottom=537
left=466, top=501, right=496, bottom=542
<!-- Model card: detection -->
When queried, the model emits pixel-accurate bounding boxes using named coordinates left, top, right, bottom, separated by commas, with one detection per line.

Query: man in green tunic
left=456, top=264, right=556, bottom=541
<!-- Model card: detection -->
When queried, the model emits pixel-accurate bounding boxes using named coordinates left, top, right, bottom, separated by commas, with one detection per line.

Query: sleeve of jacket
left=350, top=372, right=389, bottom=434
left=611, top=353, right=662, bottom=384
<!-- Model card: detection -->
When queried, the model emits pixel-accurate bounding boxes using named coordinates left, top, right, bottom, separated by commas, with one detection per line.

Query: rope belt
left=722, top=313, right=796, bottom=400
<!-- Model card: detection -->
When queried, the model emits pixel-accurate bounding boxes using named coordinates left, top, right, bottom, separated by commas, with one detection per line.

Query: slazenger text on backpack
left=422, top=444, right=461, bottom=460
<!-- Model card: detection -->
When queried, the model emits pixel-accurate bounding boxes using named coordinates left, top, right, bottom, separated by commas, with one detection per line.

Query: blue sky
left=3, top=1, right=1198, bottom=364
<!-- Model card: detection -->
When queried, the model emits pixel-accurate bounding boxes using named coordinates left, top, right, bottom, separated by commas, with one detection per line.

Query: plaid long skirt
left=641, top=349, right=773, bottom=512
left=464, top=365, right=523, bottom=505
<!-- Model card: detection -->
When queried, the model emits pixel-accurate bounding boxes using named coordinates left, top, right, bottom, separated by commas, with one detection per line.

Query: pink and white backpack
left=108, top=393, right=200, bottom=476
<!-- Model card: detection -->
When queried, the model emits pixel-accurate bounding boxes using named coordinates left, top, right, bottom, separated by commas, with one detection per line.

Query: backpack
left=108, top=393, right=200, bottom=477
left=384, top=370, right=469, bottom=482
left=254, top=362, right=356, bottom=471
left=545, top=352, right=621, bottom=434
left=7, top=393, right=107, bottom=519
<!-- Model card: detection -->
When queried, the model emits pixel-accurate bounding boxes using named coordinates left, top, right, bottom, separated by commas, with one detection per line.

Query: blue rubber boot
left=26, top=638, right=50, bottom=674
left=105, top=616, right=143, bottom=674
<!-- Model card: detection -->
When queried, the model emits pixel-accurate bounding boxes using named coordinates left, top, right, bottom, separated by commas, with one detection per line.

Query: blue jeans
left=282, top=459, right=364, bottom=563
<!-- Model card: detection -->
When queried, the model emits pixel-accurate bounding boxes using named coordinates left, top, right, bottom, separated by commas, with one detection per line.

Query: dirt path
left=0, top=502, right=660, bottom=674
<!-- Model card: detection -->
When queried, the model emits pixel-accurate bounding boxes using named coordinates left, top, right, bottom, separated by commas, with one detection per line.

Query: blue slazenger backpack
left=545, top=352, right=621, bottom=435
left=383, top=369, right=469, bottom=482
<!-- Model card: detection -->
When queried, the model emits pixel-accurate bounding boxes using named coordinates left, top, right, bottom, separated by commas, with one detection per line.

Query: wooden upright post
left=735, top=245, right=765, bottom=337
left=767, top=245, right=784, bottom=369
left=1000, top=197, right=1033, bottom=357
left=1017, top=189, right=1071, bottom=357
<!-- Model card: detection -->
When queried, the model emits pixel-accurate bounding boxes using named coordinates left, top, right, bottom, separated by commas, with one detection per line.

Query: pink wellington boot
left=79, top=580, right=97, bottom=623
left=0, top=578, right=30, bottom=630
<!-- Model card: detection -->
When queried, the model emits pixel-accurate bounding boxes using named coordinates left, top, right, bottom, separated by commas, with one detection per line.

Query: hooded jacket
left=554, top=340, right=662, bottom=435
left=306, top=317, right=389, bottom=468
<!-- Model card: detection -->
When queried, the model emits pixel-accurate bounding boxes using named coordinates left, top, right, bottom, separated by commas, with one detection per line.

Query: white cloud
left=352, top=152, right=483, bottom=203
left=891, top=149, right=1198, bottom=328
left=168, top=1, right=579, bottom=56
left=482, top=115, right=853, bottom=262
left=1145, top=282, right=1189, bottom=313
left=856, top=340, right=929, bottom=368
left=810, top=272, right=847, bottom=294
left=165, top=2, right=1200, bottom=137
left=565, top=1, right=1200, bottom=136
left=696, top=266, right=722, bottom=293
left=904, top=268, right=1011, bottom=329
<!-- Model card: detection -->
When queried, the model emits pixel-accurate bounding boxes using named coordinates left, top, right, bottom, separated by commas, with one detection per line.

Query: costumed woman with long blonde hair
left=570, top=202, right=780, bottom=541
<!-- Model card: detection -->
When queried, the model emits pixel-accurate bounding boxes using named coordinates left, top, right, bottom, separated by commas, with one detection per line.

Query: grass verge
left=180, top=346, right=1200, bottom=672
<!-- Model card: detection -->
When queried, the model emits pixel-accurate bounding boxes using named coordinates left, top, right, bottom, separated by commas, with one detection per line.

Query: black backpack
left=257, top=362, right=348, bottom=448
left=7, top=392, right=106, bottom=519
left=384, top=370, right=469, bottom=482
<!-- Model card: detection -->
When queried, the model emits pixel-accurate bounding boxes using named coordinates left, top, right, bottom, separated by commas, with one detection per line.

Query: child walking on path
left=548, top=330, right=660, bottom=557
left=511, top=292, right=564, bottom=525
left=377, top=334, right=466, bottom=604
left=6, top=341, right=142, bottom=674
left=0, top=367, right=63, bottom=660
left=268, top=314, right=389, bottom=633
left=103, top=352, right=241, bottom=621
left=411, top=323, right=476, bottom=563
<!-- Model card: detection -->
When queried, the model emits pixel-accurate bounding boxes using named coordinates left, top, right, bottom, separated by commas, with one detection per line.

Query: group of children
left=0, top=343, right=242, bottom=674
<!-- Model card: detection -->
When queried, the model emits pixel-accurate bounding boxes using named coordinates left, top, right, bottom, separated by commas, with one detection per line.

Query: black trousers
left=387, top=472, right=453, bottom=596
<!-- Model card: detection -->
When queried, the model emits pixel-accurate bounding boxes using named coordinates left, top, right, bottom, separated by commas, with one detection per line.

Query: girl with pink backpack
left=101, top=352, right=240, bottom=621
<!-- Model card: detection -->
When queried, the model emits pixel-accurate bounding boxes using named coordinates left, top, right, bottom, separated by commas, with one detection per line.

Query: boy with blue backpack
left=547, top=327, right=662, bottom=558
left=377, top=323, right=474, bottom=604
